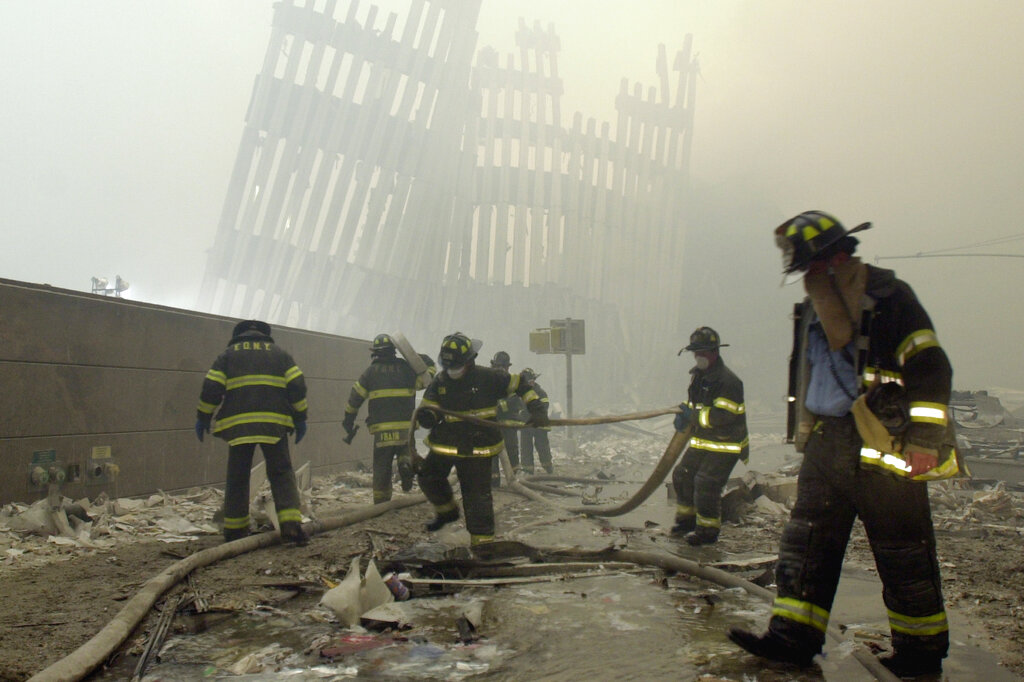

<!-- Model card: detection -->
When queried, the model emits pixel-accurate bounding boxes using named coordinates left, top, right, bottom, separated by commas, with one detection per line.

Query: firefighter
left=518, top=368, right=554, bottom=474
left=670, top=327, right=748, bottom=546
left=729, top=211, right=956, bottom=677
left=195, top=319, right=309, bottom=546
left=415, top=333, right=548, bottom=546
left=489, top=350, right=523, bottom=485
left=342, top=334, right=436, bottom=503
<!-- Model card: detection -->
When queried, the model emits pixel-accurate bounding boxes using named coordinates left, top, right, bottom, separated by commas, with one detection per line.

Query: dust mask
left=694, top=356, right=710, bottom=371
left=447, top=365, right=467, bottom=380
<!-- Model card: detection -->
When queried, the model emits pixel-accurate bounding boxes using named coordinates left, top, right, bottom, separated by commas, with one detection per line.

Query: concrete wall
left=0, top=278, right=374, bottom=504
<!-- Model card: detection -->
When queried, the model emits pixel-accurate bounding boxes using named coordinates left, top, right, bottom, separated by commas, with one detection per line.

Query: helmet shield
left=520, top=367, right=538, bottom=382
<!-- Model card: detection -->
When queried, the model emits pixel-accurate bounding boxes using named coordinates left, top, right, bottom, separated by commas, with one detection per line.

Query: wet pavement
left=97, top=424, right=1017, bottom=681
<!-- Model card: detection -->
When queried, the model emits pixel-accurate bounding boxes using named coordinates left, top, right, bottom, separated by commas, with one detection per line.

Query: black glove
left=295, top=421, right=307, bottom=444
left=528, top=410, right=550, bottom=428
left=674, top=403, right=694, bottom=432
left=195, top=419, right=210, bottom=442
left=417, top=409, right=440, bottom=429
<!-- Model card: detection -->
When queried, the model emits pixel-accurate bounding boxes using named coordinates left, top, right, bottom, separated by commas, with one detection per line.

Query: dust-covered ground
left=2, top=433, right=1023, bottom=681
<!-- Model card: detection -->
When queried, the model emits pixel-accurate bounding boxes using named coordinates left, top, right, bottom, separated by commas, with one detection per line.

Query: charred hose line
left=27, top=495, right=427, bottom=682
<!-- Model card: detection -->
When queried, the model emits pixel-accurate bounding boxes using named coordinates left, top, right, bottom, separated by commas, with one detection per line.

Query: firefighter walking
left=343, top=334, right=436, bottom=503
left=195, top=319, right=309, bottom=546
left=489, top=350, right=523, bottom=484
left=414, top=333, right=548, bottom=546
left=729, top=210, right=957, bottom=677
left=670, top=327, right=748, bottom=545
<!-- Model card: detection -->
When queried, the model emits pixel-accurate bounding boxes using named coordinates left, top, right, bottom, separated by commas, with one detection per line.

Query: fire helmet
left=774, top=210, right=871, bottom=273
left=439, top=332, right=478, bottom=369
left=681, top=327, right=728, bottom=354
left=232, top=319, right=272, bottom=338
left=520, top=367, right=539, bottom=382
left=490, top=351, right=511, bottom=369
left=371, top=333, right=396, bottom=355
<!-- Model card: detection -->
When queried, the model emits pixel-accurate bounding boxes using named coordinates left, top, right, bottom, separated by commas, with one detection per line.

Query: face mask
left=447, top=365, right=467, bottom=380
left=694, top=356, right=710, bottom=370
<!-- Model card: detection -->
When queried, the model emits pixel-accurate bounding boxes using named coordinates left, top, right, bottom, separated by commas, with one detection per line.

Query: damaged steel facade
left=197, top=0, right=697, bottom=406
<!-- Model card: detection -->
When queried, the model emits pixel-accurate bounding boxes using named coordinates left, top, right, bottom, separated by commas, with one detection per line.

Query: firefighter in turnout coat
left=196, top=320, right=309, bottom=546
left=518, top=368, right=554, bottom=474
left=343, top=334, right=436, bottom=503
left=729, top=211, right=957, bottom=678
left=670, top=327, right=748, bottom=546
left=415, top=333, right=548, bottom=545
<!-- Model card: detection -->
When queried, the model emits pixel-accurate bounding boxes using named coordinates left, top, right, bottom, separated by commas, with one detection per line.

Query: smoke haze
left=2, top=0, right=1022, bottom=409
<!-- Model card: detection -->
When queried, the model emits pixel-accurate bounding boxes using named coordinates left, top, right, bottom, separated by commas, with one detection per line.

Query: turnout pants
left=671, top=447, right=739, bottom=532
left=768, top=415, right=948, bottom=658
left=418, top=452, right=495, bottom=544
left=223, top=439, right=302, bottom=536
left=371, top=430, right=413, bottom=503
left=520, top=427, right=552, bottom=473
left=492, top=427, right=520, bottom=484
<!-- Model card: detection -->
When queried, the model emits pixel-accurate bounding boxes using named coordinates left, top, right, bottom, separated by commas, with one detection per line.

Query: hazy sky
left=2, top=1, right=1022, bottom=393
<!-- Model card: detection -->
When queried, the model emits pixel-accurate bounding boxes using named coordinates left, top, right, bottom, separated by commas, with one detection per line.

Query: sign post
left=529, top=318, right=585, bottom=452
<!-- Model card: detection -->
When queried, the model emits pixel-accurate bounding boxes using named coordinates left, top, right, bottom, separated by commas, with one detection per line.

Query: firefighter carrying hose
left=415, top=332, right=548, bottom=546
left=729, top=210, right=957, bottom=677
left=518, top=368, right=554, bottom=474
left=670, top=327, right=748, bottom=545
left=343, top=334, right=436, bottom=503
left=195, top=320, right=309, bottom=546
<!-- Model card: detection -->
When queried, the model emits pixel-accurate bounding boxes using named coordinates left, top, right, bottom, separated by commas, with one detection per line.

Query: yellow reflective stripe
left=909, top=402, right=948, bottom=425
left=215, top=411, right=294, bottom=430
left=696, top=513, right=721, bottom=529
left=860, top=447, right=912, bottom=475
left=353, top=382, right=369, bottom=398
left=888, top=609, right=949, bottom=637
left=434, top=500, right=459, bottom=514
left=771, top=597, right=830, bottom=633
left=443, top=407, right=499, bottom=422
left=427, top=439, right=503, bottom=457
left=291, top=399, right=308, bottom=412
left=344, top=404, right=359, bottom=415
left=690, top=436, right=749, bottom=454
left=277, top=508, right=303, bottom=523
left=862, top=367, right=904, bottom=387
left=225, top=374, right=287, bottom=390
left=699, top=407, right=712, bottom=428
left=223, top=515, right=250, bottom=530
left=284, top=366, right=303, bottom=382
left=896, top=329, right=940, bottom=366
left=205, top=369, right=227, bottom=385
left=507, top=374, right=521, bottom=393
left=228, top=435, right=282, bottom=445
left=712, top=397, right=745, bottom=414
left=369, top=421, right=410, bottom=433
left=421, top=399, right=441, bottom=408
left=470, top=534, right=495, bottom=545
left=676, top=504, right=695, bottom=516
left=523, top=389, right=540, bottom=402
left=369, top=388, right=416, bottom=399
left=197, top=401, right=217, bottom=414
left=373, top=490, right=393, bottom=502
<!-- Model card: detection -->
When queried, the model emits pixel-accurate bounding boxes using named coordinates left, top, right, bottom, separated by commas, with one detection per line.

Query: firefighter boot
left=425, top=509, right=460, bottom=532
left=685, top=527, right=720, bottom=546
left=280, top=521, right=309, bottom=547
left=670, top=517, right=696, bottom=536
left=878, top=651, right=943, bottom=677
left=398, top=459, right=415, bottom=493
left=727, top=627, right=818, bottom=667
